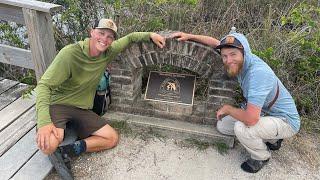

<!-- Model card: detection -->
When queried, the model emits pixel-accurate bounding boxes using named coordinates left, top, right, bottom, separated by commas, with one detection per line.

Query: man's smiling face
left=90, top=28, right=115, bottom=55
left=220, top=47, right=244, bottom=77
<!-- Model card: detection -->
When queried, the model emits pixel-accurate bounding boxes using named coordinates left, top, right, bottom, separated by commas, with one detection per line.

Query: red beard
left=224, top=62, right=243, bottom=77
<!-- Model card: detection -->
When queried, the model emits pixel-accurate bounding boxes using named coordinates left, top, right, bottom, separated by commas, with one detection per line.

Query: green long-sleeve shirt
left=36, top=32, right=151, bottom=128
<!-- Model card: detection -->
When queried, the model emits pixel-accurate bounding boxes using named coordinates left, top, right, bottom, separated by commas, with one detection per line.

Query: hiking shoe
left=59, top=146, right=72, bottom=169
left=266, top=139, right=283, bottom=151
left=241, top=158, right=269, bottom=173
left=48, top=148, right=74, bottom=180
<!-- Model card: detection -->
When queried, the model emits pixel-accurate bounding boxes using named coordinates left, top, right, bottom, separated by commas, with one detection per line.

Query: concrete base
left=103, top=111, right=234, bottom=148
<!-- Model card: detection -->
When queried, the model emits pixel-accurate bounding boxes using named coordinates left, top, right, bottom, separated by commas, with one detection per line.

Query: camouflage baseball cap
left=94, top=18, right=117, bottom=36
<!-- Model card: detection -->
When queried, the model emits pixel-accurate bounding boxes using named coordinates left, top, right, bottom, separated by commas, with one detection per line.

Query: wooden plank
left=0, top=83, right=29, bottom=111
left=0, top=94, right=35, bottom=132
left=0, top=128, right=38, bottom=180
left=0, top=4, right=24, bottom=25
left=0, top=0, right=61, bottom=13
left=0, top=44, right=34, bottom=69
left=0, top=107, right=36, bottom=156
left=12, top=150, right=53, bottom=180
left=23, top=8, right=57, bottom=81
left=0, top=79, right=19, bottom=94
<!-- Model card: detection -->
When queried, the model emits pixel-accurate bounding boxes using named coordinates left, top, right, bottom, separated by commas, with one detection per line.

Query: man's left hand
left=150, top=33, right=165, bottom=48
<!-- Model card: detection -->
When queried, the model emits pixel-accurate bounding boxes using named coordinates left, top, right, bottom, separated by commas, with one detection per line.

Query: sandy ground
left=46, top=132, right=320, bottom=180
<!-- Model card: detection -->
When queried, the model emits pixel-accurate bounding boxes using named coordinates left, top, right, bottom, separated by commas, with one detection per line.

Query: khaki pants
left=217, top=115, right=296, bottom=160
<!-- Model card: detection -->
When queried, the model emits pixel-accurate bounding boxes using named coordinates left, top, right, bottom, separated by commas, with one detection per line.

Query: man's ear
left=89, top=29, right=95, bottom=37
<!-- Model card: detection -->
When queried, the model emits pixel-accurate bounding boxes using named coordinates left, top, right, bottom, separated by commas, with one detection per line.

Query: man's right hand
left=37, top=123, right=59, bottom=151
left=170, top=32, right=220, bottom=48
left=170, top=32, right=192, bottom=41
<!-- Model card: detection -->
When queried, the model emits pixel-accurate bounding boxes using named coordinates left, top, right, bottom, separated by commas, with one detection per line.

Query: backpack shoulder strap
left=104, top=70, right=111, bottom=105
left=267, top=82, right=279, bottom=110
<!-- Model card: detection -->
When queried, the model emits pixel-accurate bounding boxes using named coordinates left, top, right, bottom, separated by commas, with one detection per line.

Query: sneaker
left=60, top=143, right=78, bottom=157
left=266, top=139, right=283, bottom=151
left=240, top=158, right=269, bottom=173
left=59, top=146, right=72, bottom=169
left=48, top=148, right=74, bottom=180
left=60, top=140, right=86, bottom=157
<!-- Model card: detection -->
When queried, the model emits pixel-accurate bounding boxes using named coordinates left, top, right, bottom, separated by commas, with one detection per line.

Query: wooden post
left=22, top=8, right=57, bottom=81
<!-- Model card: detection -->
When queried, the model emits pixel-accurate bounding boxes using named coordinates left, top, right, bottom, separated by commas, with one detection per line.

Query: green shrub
left=0, top=22, right=24, bottom=48
left=253, top=2, right=320, bottom=132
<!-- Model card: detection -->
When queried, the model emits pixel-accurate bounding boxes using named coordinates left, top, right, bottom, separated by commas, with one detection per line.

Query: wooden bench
left=0, top=78, right=78, bottom=179
left=0, top=78, right=53, bottom=179
left=0, top=1, right=61, bottom=178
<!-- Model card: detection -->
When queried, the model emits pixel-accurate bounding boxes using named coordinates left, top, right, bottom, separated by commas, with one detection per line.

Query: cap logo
left=225, top=36, right=235, bottom=44
left=106, top=21, right=114, bottom=28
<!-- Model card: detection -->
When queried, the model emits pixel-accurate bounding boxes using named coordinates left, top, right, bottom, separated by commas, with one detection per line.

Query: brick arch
left=117, top=32, right=223, bottom=78
left=108, top=32, right=237, bottom=125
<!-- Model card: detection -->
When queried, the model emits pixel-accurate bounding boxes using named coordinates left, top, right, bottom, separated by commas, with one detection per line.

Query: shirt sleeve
left=247, top=68, right=275, bottom=108
left=35, top=47, right=72, bottom=128
left=108, top=32, right=151, bottom=57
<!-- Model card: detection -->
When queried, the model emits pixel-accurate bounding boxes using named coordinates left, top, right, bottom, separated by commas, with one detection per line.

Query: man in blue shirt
left=171, top=30, right=300, bottom=173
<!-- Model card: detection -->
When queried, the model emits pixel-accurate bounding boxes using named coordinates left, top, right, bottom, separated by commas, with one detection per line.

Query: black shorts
left=49, top=104, right=108, bottom=139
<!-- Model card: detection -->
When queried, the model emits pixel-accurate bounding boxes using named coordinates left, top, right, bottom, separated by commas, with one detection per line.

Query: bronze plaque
left=144, top=71, right=196, bottom=105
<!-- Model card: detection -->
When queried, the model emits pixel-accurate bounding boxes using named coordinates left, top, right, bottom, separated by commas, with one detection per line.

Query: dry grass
left=287, top=131, right=320, bottom=169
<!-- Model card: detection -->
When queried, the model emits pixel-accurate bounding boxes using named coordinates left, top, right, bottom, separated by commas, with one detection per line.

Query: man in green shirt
left=35, top=18, right=165, bottom=159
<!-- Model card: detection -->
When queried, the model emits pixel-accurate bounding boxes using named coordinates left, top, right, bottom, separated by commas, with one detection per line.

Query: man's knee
left=40, top=131, right=64, bottom=155
left=216, top=117, right=236, bottom=136
left=99, top=126, right=119, bottom=148
left=217, top=120, right=226, bottom=134
left=92, top=124, right=119, bottom=149
left=108, top=130, right=119, bottom=148
left=41, top=142, right=59, bottom=155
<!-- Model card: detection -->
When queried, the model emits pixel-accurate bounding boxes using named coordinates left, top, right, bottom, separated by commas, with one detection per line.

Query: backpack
left=92, top=70, right=111, bottom=116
